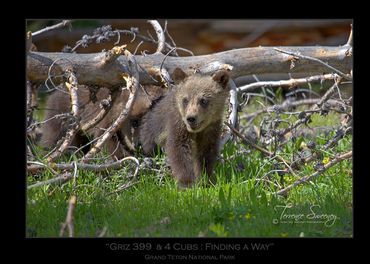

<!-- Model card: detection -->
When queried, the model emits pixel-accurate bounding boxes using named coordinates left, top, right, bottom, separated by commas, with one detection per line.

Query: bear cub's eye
left=130, top=119, right=140, bottom=128
left=182, top=98, right=189, bottom=107
left=200, top=98, right=209, bottom=107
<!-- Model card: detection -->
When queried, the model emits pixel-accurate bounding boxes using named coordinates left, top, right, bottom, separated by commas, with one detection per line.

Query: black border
left=8, top=10, right=364, bottom=260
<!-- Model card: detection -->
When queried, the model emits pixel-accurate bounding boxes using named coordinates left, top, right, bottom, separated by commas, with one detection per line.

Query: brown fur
left=140, top=69, right=230, bottom=187
left=39, top=84, right=165, bottom=159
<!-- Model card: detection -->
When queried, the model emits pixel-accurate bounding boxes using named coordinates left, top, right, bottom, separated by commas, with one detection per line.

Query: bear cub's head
left=172, top=68, right=230, bottom=133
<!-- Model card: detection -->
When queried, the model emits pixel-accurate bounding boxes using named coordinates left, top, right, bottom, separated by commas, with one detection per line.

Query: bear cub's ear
left=212, top=70, right=230, bottom=89
left=172, top=68, right=188, bottom=83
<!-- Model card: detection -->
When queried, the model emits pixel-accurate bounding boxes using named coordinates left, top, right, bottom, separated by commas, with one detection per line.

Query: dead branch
left=107, top=181, right=139, bottom=196
left=274, top=151, right=352, bottom=196
left=163, top=20, right=179, bottom=56
left=278, top=77, right=341, bottom=138
left=148, top=20, right=165, bottom=54
left=288, top=125, right=351, bottom=171
left=27, top=157, right=140, bottom=189
left=27, top=113, right=70, bottom=133
left=225, top=122, right=289, bottom=165
left=238, top=73, right=337, bottom=93
left=225, top=121, right=305, bottom=181
left=274, top=48, right=351, bottom=81
left=347, top=24, right=353, bottom=46
left=241, top=98, right=349, bottom=124
left=60, top=195, right=76, bottom=237
left=73, top=24, right=188, bottom=56
left=27, top=45, right=352, bottom=87
left=46, top=68, right=80, bottom=162
left=32, top=20, right=72, bottom=37
left=27, top=172, right=72, bottom=189
left=80, top=95, right=113, bottom=131
left=82, top=50, right=140, bottom=160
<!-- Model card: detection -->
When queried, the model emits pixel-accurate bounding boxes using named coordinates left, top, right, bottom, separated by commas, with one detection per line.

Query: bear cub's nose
left=186, top=116, right=197, bottom=124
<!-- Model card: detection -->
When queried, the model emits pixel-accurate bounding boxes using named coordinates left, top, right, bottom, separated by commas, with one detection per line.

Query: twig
left=82, top=50, right=140, bottom=160
left=237, top=73, right=336, bottom=93
left=164, top=20, right=178, bottom=56
left=27, top=113, right=70, bottom=133
left=97, top=227, right=107, bottom=237
left=107, top=181, right=139, bottom=196
left=278, top=77, right=341, bottom=137
left=244, top=92, right=275, bottom=105
left=32, top=20, right=72, bottom=37
left=147, top=20, right=165, bottom=54
left=241, top=98, right=348, bottom=123
left=60, top=195, right=76, bottom=237
left=45, top=58, right=70, bottom=92
left=27, top=157, right=140, bottom=173
left=285, top=88, right=320, bottom=98
left=274, top=48, right=351, bottom=81
left=133, top=41, right=144, bottom=55
left=347, top=24, right=353, bottom=46
left=225, top=122, right=271, bottom=156
left=80, top=95, right=113, bottom=131
left=116, top=28, right=189, bottom=56
left=274, top=151, right=352, bottom=196
left=27, top=157, right=140, bottom=184
left=225, top=122, right=290, bottom=168
left=159, top=47, right=177, bottom=73
left=27, top=172, right=72, bottom=189
left=72, top=25, right=118, bottom=51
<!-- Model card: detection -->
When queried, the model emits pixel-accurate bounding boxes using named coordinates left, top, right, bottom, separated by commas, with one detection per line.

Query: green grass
left=26, top=139, right=352, bottom=237
left=27, top=99, right=352, bottom=238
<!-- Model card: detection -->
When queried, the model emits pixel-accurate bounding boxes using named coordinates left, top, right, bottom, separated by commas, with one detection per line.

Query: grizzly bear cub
left=39, top=84, right=164, bottom=159
left=139, top=68, right=230, bottom=187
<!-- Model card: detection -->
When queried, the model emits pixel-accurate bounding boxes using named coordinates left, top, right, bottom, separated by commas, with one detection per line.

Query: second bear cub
left=140, top=68, right=230, bottom=187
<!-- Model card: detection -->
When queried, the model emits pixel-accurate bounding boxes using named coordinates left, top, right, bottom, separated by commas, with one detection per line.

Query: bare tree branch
left=238, top=73, right=337, bottom=93
left=80, top=95, right=113, bottom=131
left=274, top=48, right=351, bottom=81
left=347, top=24, right=353, bottom=46
left=148, top=20, right=165, bottom=54
left=27, top=157, right=140, bottom=183
left=28, top=172, right=73, bottom=189
left=60, top=195, right=76, bottom=237
left=241, top=98, right=349, bottom=124
left=278, top=77, right=341, bottom=138
left=32, top=20, right=72, bottom=37
left=274, top=151, right=352, bottom=196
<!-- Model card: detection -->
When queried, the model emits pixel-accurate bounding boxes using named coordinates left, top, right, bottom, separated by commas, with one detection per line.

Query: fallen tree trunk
left=27, top=44, right=352, bottom=87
